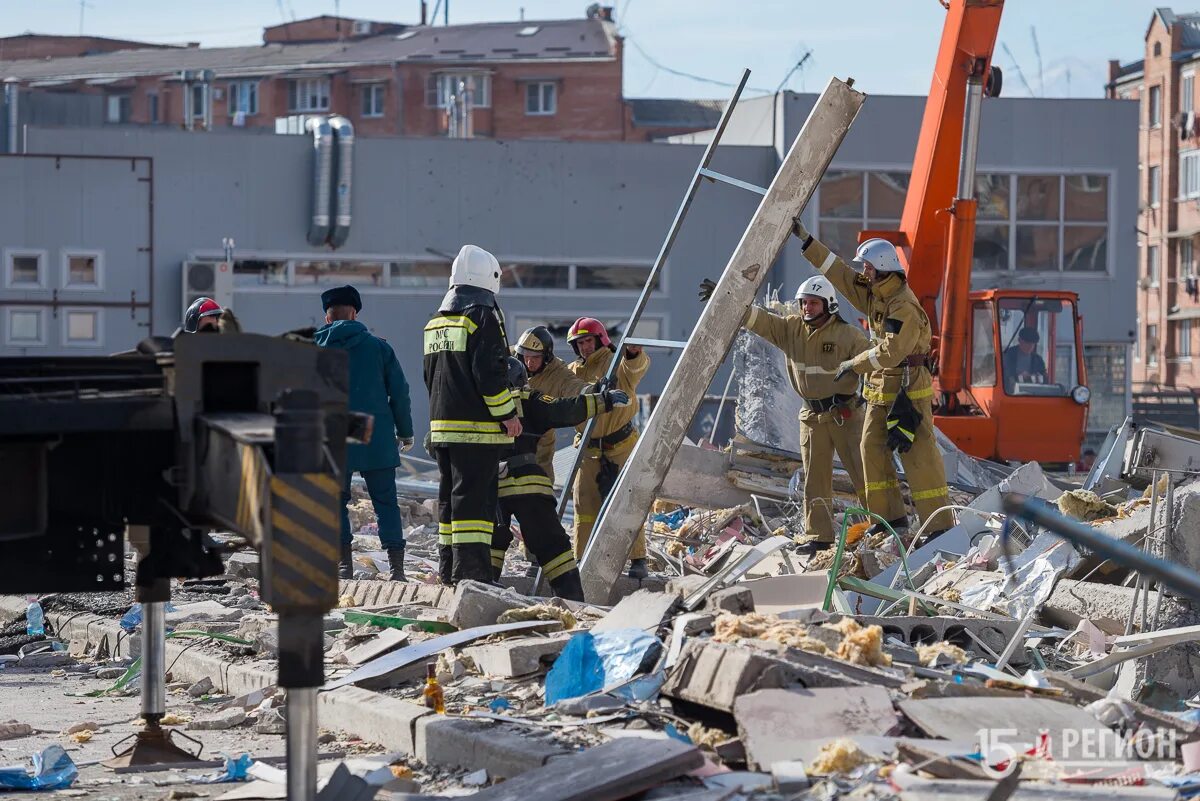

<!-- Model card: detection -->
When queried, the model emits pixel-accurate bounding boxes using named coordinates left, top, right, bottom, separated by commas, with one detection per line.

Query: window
left=190, top=83, right=208, bottom=119
left=1148, top=245, right=1160, bottom=286
left=970, top=302, right=997, bottom=387
left=147, top=92, right=159, bottom=124
left=6, top=308, right=44, bottom=346
left=105, top=95, right=130, bottom=124
left=391, top=261, right=451, bottom=287
left=500, top=263, right=569, bottom=289
left=1181, top=239, right=1194, bottom=278
left=1149, top=165, right=1161, bottom=208
left=361, top=84, right=385, bottom=118
left=228, top=81, right=259, bottom=116
left=1181, top=319, right=1194, bottom=357
left=294, top=260, right=385, bottom=286
left=1150, top=85, right=1162, bottom=127
left=525, top=82, right=556, bottom=115
left=1083, top=344, right=1128, bottom=437
left=815, top=170, right=910, bottom=260
left=232, top=259, right=287, bottom=287
left=425, top=73, right=492, bottom=109
left=288, top=78, right=330, bottom=113
left=6, top=250, right=45, bottom=288
left=998, top=297, right=1076, bottom=396
left=62, top=250, right=102, bottom=289
left=1147, top=323, right=1159, bottom=365
left=576, top=264, right=658, bottom=291
left=63, top=308, right=101, bottom=347
left=1182, top=151, right=1200, bottom=199
left=1154, top=42, right=1163, bottom=57
left=1184, top=72, right=1195, bottom=115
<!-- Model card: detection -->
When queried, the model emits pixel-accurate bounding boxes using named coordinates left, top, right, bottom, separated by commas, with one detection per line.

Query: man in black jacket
left=490, top=357, right=629, bottom=601
left=1002, top=327, right=1048, bottom=390
left=423, top=245, right=521, bottom=584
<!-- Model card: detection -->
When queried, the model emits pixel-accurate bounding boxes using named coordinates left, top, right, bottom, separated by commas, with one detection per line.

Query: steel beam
left=578, top=77, right=865, bottom=603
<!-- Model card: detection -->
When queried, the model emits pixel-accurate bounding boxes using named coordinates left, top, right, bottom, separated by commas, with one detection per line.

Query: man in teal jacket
left=314, top=285, right=414, bottom=581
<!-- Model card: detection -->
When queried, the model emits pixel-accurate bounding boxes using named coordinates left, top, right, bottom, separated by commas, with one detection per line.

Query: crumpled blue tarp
left=0, top=746, right=78, bottom=791
left=544, top=628, right=660, bottom=706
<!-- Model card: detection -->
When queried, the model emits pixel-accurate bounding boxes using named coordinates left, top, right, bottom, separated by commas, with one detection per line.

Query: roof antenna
left=1001, top=42, right=1036, bottom=97
left=1030, top=25, right=1043, bottom=97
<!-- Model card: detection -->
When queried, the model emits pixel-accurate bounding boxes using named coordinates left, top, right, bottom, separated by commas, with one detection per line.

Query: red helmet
left=567, top=317, right=610, bottom=355
left=184, top=297, right=223, bottom=333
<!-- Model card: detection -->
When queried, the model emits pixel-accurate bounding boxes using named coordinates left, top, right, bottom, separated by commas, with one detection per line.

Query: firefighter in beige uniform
left=566, top=317, right=651, bottom=579
left=791, top=220, right=953, bottom=537
left=514, top=326, right=589, bottom=483
left=735, top=276, right=870, bottom=546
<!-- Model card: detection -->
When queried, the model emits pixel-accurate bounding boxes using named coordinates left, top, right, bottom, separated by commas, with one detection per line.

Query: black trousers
left=434, top=444, right=499, bottom=585
left=495, top=492, right=584, bottom=602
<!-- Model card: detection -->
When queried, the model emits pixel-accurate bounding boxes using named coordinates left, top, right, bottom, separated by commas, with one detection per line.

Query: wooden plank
left=467, top=737, right=704, bottom=801
left=579, top=77, right=866, bottom=604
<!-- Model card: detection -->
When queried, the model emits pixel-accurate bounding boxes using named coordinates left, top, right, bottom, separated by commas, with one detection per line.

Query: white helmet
left=450, top=244, right=501, bottom=294
left=852, top=238, right=905, bottom=275
left=795, top=275, right=838, bottom=318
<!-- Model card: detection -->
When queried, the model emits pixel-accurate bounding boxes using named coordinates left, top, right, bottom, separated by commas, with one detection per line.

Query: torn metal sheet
left=683, top=535, right=792, bottom=611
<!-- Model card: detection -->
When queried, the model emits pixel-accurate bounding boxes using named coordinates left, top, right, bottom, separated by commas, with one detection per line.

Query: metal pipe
left=1126, top=469, right=1159, bottom=635
left=327, top=116, right=354, bottom=249
left=5, top=79, right=19, bottom=154
left=141, top=601, right=166, bottom=719
left=286, top=687, right=318, bottom=801
left=1152, top=473, right=1174, bottom=631
left=956, top=74, right=984, bottom=200
left=305, top=117, right=334, bottom=246
left=1003, top=495, right=1200, bottom=602
left=707, top=366, right=737, bottom=447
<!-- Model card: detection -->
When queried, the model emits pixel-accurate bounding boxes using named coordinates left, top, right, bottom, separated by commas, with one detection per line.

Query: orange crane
left=862, top=0, right=1089, bottom=464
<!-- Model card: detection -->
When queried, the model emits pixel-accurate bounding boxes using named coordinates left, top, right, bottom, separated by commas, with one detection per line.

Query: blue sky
left=0, top=1, right=1177, bottom=99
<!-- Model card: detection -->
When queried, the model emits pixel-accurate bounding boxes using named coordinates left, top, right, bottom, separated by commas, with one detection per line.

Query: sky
left=0, top=0, right=1180, bottom=100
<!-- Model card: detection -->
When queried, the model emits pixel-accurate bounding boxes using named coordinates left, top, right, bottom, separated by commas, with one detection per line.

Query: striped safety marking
left=267, top=473, right=340, bottom=609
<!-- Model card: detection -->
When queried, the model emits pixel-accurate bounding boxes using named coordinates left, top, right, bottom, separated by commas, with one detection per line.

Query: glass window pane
left=973, top=224, right=1009, bottom=272
left=1065, top=175, right=1107, bottom=222
left=233, top=260, right=288, bottom=286
left=499, top=263, right=569, bottom=289
left=998, top=297, right=1072, bottom=395
left=68, top=255, right=96, bottom=285
left=67, top=311, right=96, bottom=341
left=1083, top=344, right=1127, bottom=436
left=1016, top=175, right=1060, bottom=221
left=576, top=265, right=657, bottom=290
left=1015, top=225, right=1059, bottom=271
left=525, top=83, right=537, bottom=113
left=817, top=220, right=863, bottom=261
left=294, top=260, right=385, bottom=286
left=975, top=174, right=1010, bottom=220
left=818, top=171, right=863, bottom=219
left=391, top=261, right=451, bottom=287
left=1063, top=226, right=1108, bottom=272
left=542, top=83, right=554, bottom=111
left=867, top=172, right=910, bottom=219
left=12, top=255, right=40, bottom=284
left=970, top=302, right=997, bottom=387
left=10, top=311, right=39, bottom=341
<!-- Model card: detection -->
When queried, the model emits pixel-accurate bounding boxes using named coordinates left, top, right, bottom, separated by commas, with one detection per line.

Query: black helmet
left=506, top=356, right=528, bottom=390
left=183, top=297, right=223, bottom=333
left=515, top=326, right=554, bottom=369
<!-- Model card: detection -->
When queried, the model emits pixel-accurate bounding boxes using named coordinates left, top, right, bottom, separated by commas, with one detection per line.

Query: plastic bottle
left=422, top=662, right=445, bottom=714
left=25, top=600, right=44, bottom=637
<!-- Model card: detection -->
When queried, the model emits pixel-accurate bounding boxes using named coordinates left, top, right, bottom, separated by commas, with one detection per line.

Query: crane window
left=998, top=297, right=1076, bottom=397
left=970, top=302, right=997, bottom=387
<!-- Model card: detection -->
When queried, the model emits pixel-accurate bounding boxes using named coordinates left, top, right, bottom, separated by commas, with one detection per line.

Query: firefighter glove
left=792, top=216, right=810, bottom=242
left=597, top=455, right=621, bottom=499
left=602, top=389, right=631, bottom=411
left=398, top=436, right=414, bottom=453
left=698, top=278, right=717, bottom=302
left=833, top=359, right=856, bottom=382
left=885, top=389, right=922, bottom=454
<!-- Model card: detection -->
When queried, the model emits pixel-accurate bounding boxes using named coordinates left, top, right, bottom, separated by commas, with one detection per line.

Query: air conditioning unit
left=181, top=261, right=234, bottom=317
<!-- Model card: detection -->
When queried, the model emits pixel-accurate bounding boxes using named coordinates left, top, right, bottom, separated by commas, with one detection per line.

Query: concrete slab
left=463, top=633, right=571, bottom=678
left=1042, top=579, right=1158, bottom=636
left=742, top=574, right=828, bottom=616
left=448, top=581, right=538, bottom=629
left=340, top=628, right=409, bottom=666
left=166, top=600, right=245, bottom=624
left=734, top=687, right=900, bottom=770
left=592, top=589, right=681, bottom=633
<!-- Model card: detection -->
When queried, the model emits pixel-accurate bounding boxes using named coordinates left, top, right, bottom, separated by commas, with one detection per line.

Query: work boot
left=338, top=542, right=354, bottom=580
left=386, top=547, right=407, bottom=582
left=550, top=570, right=585, bottom=603
left=866, top=517, right=909, bottom=539
left=627, top=558, right=649, bottom=580
left=796, top=539, right=835, bottom=556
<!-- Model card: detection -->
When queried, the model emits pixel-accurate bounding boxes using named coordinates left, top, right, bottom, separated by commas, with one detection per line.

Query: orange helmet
left=567, top=317, right=611, bottom=355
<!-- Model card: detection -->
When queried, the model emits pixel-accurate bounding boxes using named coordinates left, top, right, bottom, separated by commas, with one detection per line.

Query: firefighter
left=423, top=244, right=522, bottom=584
left=566, top=317, right=651, bottom=578
left=514, top=326, right=589, bottom=482
left=313, top=285, right=414, bottom=581
left=490, top=357, right=630, bottom=601
left=790, top=220, right=953, bottom=539
left=700, top=274, right=870, bottom=549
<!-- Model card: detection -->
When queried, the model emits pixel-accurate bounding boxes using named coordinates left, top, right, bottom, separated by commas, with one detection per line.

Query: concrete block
left=187, top=708, right=246, bottom=730
left=593, top=588, right=681, bottom=633
left=318, top=686, right=429, bottom=755
left=1042, top=579, right=1158, bottom=636
left=448, top=581, right=537, bottom=629
left=854, top=615, right=1028, bottom=666
left=165, top=600, right=243, bottom=625
left=18, top=651, right=73, bottom=668
left=662, top=639, right=808, bottom=712
left=340, top=628, right=409, bottom=666
left=1164, top=483, right=1200, bottom=578
left=665, top=575, right=709, bottom=597
left=225, top=551, right=260, bottom=580
left=415, top=715, right=569, bottom=779
left=462, top=633, right=571, bottom=677
left=704, top=586, right=754, bottom=614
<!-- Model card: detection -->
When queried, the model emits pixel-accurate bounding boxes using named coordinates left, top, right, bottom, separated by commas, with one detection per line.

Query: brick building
left=1109, top=8, right=1200, bottom=395
left=0, top=33, right=174, bottom=60
left=0, top=10, right=717, bottom=142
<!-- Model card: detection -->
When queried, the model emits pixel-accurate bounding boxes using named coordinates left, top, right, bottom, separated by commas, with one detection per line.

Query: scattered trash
left=0, top=745, right=78, bottom=791
left=544, top=629, right=660, bottom=705
left=25, top=600, right=44, bottom=637
left=0, top=721, right=34, bottom=741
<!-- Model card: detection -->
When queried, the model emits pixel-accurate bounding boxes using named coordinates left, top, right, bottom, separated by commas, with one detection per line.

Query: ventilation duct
left=305, top=117, right=334, bottom=247
left=327, top=116, right=355, bottom=249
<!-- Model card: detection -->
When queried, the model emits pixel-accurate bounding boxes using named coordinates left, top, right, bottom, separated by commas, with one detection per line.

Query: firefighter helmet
left=506, top=356, right=529, bottom=390
left=795, top=275, right=839, bottom=318
left=851, top=238, right=905, bottom=274
left=183, top=297, right=223, bottom=333
left=450, top=244, right=501, bottom=294
left=567, top=317, right=611, bottom=356
left=516, top=326, right=555, bottom=363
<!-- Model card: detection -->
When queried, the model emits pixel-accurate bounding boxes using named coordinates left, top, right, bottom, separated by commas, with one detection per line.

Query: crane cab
left=935, top=288, right=1089, bottom=464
